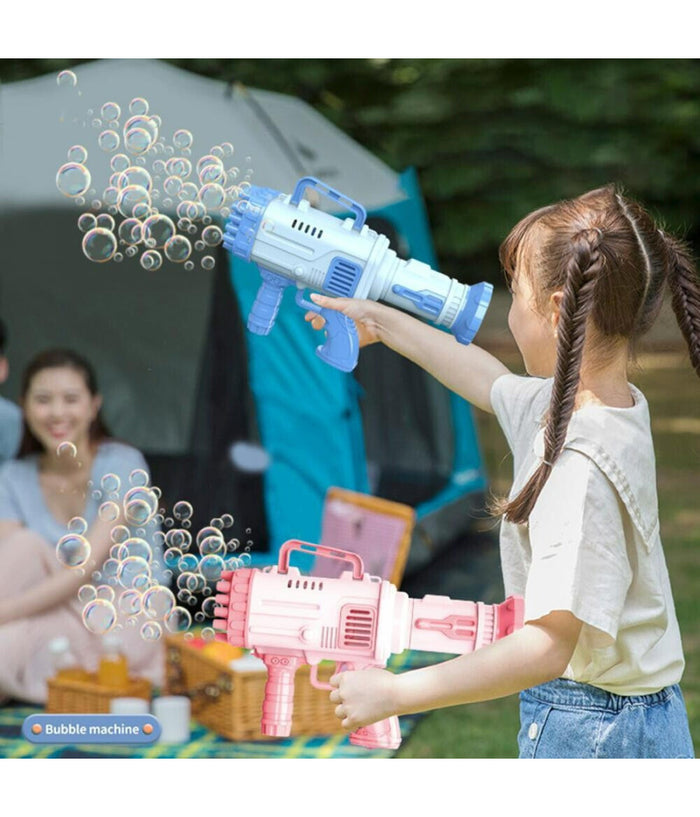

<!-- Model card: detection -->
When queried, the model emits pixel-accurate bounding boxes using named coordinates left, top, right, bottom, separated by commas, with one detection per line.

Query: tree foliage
left=3, top=58, right=700, bottom=284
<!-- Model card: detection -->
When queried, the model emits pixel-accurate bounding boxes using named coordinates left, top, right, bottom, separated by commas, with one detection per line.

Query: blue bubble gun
left=223, top=177, right=492, bottom=372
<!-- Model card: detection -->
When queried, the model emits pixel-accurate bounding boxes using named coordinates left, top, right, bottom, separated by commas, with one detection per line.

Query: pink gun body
left=214, top=540, right=523, bottom=750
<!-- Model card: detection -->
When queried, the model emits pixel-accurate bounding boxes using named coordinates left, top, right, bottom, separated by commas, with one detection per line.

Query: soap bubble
left=199, top=554, right=225, bottom=582
left=116, top=218, right=141, bottom=246
left=165, top=157, right=192, bottom=179
left=118, top=589, right=142, bottom=616
left=78, top=584, right=97, bottom=604
left=118, top=166, right=153, bottom=191
left=102, top=186, right=119, bottom=207
left=129, top=469, right=150, bottom=487
left=124, top=127, right=152, bottom=156
left=197, top=155, right=224, bottom=183
left=67, top=145, right=88, bottom=164
left=68, top=516, right=88, bottom=535
left=142, top=586, right=176, bottom=619
left=196, top=526, right=224, bottom=547
left=119, top=536, right=153, bottom=563
left=57, top=70, right=78, bottom=87
left=201, top=597, right=219, bottom=618
left=201, top=255, right=216, bottom=270
left=98, top=130, right=120, bottom=152
left=164, top=234, right=192, bottom=263
left=221, top=142, right=234, bottom=156
left=101, top=101, right=121, bottom=122
left=140, top=621, right=162, bottom=641
left=96, top=584, right=116, bottom=602
left=163, top=175, right=183, bottom=196
left=56, top=533, right=91, bottom=568
left=101, top=473, right=121, bottom=494
left=164, top=606, right=192, bottom=633
left=142, top=214, right=175, bottom=248
left=140, top=250, right=162, bottom=271
left=117, top=185, right=151, bottom=218
left=96, top=213, right=115, bottom=231
left=99, top=500, right=121, bottom=523
left=172, top=500, right=193, bottom=521
left=110, top=153, right=130, bottom=173
left=198, top=183, right=226, bottom=211
left=56, top=441, right=77, bottom=458
left=199, top=534, right=225, bottom=557
left=124, top=486, right=158, bottom=525
left=201, top=225, right=223, bottom=247
left=165, top=528, right=191, bottom=550
left=129, top=97, right=149, bottom=115
left=173, top=129, right=193, bottom=150
left=82, top=227, right=117, bottom=263
left=177, top=555, right=199, bottom=574
left=110, top=524, right=130, bottom=545
left=57, top=162, right=91, bottom=198
left=118, top=555, right=151, bottom=589
left=77, top=213, right=97, bottom=233
left=82, top=599, right=116, bottom=634
left=220, top=513, right=234, bottom=528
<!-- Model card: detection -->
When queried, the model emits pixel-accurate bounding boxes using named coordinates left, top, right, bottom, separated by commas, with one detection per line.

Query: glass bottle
left=97, top=633, right=129, bottom=688
left=49, top=636, right=88, bottom=682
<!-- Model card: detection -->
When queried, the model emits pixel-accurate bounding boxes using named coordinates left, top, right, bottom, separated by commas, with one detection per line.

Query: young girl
left=306, top=184, right=699, bottom=758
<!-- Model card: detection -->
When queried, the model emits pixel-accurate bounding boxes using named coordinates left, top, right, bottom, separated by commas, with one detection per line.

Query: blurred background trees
left=3, top=57, right=700, bottom=284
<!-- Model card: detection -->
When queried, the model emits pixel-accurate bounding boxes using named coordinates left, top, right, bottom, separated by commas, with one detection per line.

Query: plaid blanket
left=0, top=650, right=449, bottom=759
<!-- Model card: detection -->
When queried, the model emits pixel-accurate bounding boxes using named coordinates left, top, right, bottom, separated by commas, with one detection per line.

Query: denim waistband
left=523, top=678, right=677, bottom=712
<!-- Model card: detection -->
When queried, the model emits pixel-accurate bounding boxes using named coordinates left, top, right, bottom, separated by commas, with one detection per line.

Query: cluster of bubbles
left=54, top=69, right=254, bottom=273
left=54, top=446, right=253, bottom=643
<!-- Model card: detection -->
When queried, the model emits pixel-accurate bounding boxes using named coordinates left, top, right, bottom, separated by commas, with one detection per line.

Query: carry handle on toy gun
left=213, top=539, right=524, bottom=750
left=222, top=176, right=493, bottom=372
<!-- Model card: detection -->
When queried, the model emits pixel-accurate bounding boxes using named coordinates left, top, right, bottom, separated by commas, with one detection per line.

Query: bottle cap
left=102, top=632, right=123, bottom=650
left=48, top=636, right=70, bottom=654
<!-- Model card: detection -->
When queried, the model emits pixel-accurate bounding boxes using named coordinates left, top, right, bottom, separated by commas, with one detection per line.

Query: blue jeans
left=518, top=678, right=695, bottom=758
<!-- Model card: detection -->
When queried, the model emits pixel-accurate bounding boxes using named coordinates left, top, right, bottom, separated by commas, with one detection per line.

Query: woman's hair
left=18, top=348, right=112, bottom=457
left=494, top=184, right=700, bottom=525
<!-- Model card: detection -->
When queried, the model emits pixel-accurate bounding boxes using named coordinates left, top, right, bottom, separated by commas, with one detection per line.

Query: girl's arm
left=329, top=610, right=582, bottom=731
left=308, top=295, right=510, bottom=414
left=0, top=513, right=120, bottom=625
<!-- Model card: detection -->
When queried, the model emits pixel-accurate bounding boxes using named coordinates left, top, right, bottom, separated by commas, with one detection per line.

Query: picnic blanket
left=0, top=650, right=450, bottom=759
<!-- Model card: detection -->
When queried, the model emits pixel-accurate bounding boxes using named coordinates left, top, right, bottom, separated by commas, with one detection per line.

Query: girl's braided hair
left=494, top=184, right=700, bottom=525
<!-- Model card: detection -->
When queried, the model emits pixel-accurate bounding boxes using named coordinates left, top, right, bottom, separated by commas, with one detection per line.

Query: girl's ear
left=549, top=290, right=564, bottom=335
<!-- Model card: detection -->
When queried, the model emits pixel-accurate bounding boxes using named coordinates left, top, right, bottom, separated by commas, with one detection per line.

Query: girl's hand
left=329, top=667, right=399, bottom=731
left=304, top=293, right=385, bottom=348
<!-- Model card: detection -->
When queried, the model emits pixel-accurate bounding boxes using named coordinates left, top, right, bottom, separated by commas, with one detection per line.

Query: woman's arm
left=0, top=520, right=23, bottom=539
left=308, top=295, right=510, bottom=414
left=329, top=610, right=582, bottom=731
left=0, top=513, right=119, bottom=626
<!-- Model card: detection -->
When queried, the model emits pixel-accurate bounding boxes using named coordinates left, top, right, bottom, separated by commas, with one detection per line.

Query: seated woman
left=0, top=349, right=166, bottom=703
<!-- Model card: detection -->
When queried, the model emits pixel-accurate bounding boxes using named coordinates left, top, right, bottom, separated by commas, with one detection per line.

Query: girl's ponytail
left=501, top=229, right=603, bottom=525
left=662, top=232, right=700, bottom=378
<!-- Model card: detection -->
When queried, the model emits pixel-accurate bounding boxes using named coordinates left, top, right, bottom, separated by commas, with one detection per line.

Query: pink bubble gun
left=213, top=540, right=524, bottom=750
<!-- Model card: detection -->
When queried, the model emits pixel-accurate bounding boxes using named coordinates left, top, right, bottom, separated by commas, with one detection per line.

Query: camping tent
left=0, top=58, right=490, bottom=581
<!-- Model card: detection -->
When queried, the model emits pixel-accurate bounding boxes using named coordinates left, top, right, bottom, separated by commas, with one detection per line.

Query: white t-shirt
left=490, top=373, right=685, bottom=695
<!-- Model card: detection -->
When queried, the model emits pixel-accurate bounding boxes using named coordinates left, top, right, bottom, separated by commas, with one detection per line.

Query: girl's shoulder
left=0, top=453, right=39, bottom=480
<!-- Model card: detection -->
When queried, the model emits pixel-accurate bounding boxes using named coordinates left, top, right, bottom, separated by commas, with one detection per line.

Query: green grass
left=396, top=347, right=700, bottom=758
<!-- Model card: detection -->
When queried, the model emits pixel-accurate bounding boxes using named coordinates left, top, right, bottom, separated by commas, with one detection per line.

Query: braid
left=504, top=229, right=603, bottom=525
left=662, top=232, right=700, bottom=378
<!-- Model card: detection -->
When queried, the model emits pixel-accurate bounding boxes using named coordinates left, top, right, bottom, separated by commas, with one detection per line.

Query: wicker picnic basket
left=163, top=633, right=344, bottom=741
left=46, top=673, right=152, bottom=714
